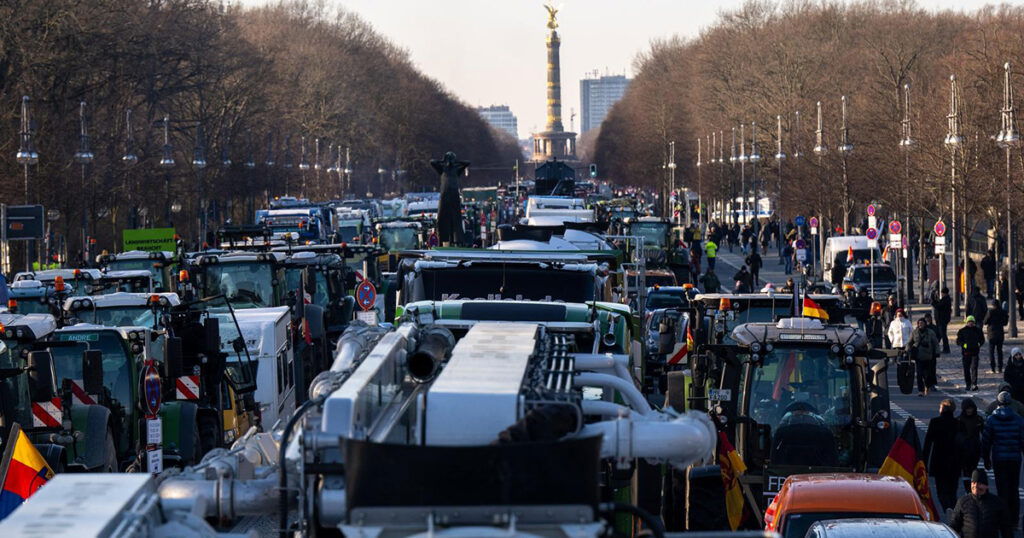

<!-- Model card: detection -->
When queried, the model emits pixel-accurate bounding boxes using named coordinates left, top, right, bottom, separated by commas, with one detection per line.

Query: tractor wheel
left=102, top=430, right=119, bottom=472
left=198, top=413, right=220, bottom=458
left=685, top=464, right=728, bottom=530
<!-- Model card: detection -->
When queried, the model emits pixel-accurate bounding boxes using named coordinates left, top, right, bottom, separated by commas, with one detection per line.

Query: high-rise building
left=476, top=105, right=518, bottom=139
left=580, top=74, right=631, bottom=133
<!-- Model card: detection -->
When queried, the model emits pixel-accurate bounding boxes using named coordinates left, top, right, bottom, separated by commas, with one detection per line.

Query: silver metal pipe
left=573, top=372, right=651, bottom=415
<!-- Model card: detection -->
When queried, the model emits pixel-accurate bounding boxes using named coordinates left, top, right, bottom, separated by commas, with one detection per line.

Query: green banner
left=123, top=228, right=176, bottom=252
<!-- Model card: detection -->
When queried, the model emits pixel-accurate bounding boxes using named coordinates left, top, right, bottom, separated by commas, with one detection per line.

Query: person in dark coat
left=910, top=318, right=940, bottom=395
left=924, top=399, right=963, bottom=512
left=982, top=391, right=1024, bottom=526
left=949, top=469, right=1013, bottom=538
left=958, top=316, right=985, bottom=391
left=732, top=266, right=753, bottom=293
left=985, top=299, right=1009, bottom=373
left=968, top=287, right=989, bottom=329
left=932, top=287, right=953, bottom=353
left=865, top=302, right=886, bottom=349
left=981, top=250, right=997, bottom=298
left=699, top=269, right=721, bottom=294
left=830, top=260, right=846, bottom=290
left=1004, top=348, right=1024, bottom=404
left=745, top=249, right=763, bottom=286
left=851, top=289, right=872, bottom=330
left=960, top=398, right=986, bottom=492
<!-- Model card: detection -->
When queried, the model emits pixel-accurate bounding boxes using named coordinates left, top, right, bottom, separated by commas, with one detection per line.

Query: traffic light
left=589, top=163, right=597, bottom=178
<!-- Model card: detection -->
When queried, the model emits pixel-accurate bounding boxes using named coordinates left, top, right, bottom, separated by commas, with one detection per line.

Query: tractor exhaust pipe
left=408, top=327, right=455, bottom=383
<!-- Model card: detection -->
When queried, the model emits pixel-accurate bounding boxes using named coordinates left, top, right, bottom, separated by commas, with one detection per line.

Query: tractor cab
left=188, top=251, right=287, bottom=309
left=63, top=292, right=179, bottom=328
left=6, top=280, right=68, bottom=317
left=97, top=250, right=177, bottom=292
left=14, top=268, right=103, bottom=297
left=90, top=270, right=155, bottom=296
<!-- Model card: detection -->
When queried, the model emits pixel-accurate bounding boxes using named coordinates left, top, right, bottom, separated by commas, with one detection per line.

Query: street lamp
left=74, top=101, right=94, bottom=268
left=739, top=123, right=748, bottom=225
left=696, top=135, right=703, bottom=229
left=945, top=75, right=964, bottom=314
left=668, top=140, right=677, bottom=224
left=996, top=62, right=1020, bottom=337
left=813, top=101, right=828, bottom=277
left=159, top=117, right=175, bottom=227
left=193, top=124, right=208, bottom=248
left=898, top=84, right=916, bottom=303
left=749, top=122, right=761, bottom=222
left=775, top=115, right=787, bottom=257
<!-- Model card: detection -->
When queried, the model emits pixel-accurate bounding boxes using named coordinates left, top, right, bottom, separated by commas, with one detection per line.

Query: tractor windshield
left=744, top=346, right=854, bottom=467
left=85, top=306, right=158, bottom=328
left=379, top=227, right=418, bottom=251
left=629, top=222, right=669, bottom=247
left=283, top=269, right=329, bottom=308
left=106, top=259, right=168, bottom=289
left=51, top=333, right=133, bottom=411
left=203, top=262, right=275, bottom=308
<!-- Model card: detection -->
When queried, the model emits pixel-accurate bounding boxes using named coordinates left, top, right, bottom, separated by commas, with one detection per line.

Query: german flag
left=0, top=424, right=55, bottom=520
left=802, top=296, right=829, bottom=321
left=879, top=418, right=939, bottom=521
left=667, top=324, right=694, bottom=365
left=717, top=432, right=750, bottom=530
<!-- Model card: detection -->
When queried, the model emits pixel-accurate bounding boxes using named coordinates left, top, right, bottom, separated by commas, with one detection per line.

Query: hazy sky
left=242, top=0, right=1005, bottom=138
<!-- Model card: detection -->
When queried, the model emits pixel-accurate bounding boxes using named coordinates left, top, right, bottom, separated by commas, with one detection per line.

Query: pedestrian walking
left=985, top=299, right=1009, bottom=373
left=960, top=398, right=986, bottom=492
left=732, top=265, right=753, bottom=293
left=865, top=302, right=886, bottom=349
left=957, top=316, right=985, bottom=391
left=982, top=391, right=1024, bottom=527
left=782, top=241, right=794, bottom=274
left=949, top=469, right=1013, bottom=538
left=689, top=248, right=701, bottom=284
left=745, top=249, right=762, bottom=286
left=932, top=287, right=953, bottom=353
left=924, top=399, right=963, bottom=512
left=830, top=260, right=846, bottom=290
left=1005, top=348, right=1024, bottom=404
left=887, top=308, right=912, bottom=354
left=982, top=250, right=997, bottom=298
left=985, top=384, right=1024, bottom=418
left=699, top=269, right=721, bottom=294
left=705, top=239, right=718, bottom=271
left=910, top=318, right=940, bottom=395
left=968, top=287, right=989, bottom=328
left=851, top=289, right=872, bottom=330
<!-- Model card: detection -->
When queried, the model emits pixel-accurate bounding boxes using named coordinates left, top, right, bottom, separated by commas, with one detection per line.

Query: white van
left=823, top=236, right=882, bottom=283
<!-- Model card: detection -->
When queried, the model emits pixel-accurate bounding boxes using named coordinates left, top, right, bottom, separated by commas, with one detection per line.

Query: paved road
left=711, top=244, right=1024, bottom=528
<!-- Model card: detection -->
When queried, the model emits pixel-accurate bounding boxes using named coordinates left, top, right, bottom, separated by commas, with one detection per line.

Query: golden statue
left=544, top=2, right=559, bottom=30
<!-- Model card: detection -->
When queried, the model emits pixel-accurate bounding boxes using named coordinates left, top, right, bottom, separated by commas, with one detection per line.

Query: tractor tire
left=685, top=464, right=728, bottom=531
left=198, top=413, right=220, bottom=458
left=102, top=430, right=119, bottom=472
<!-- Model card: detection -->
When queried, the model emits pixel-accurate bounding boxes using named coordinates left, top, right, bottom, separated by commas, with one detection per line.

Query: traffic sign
left=865, top=227, right=879, bottom=240
left=428, top=231, right=439, bottom=247
left=935, top=235, right=946, bottom=246
left=935, top=244, right=946, bottom=254
left=796, top=249, right=808, bottom=262
left=867, top=204, right=876, bottom=217
left=142, top=362, right=161, bottom=418
left=934, top=220, right=946, bottom=237
left=809, top=217, right=819, bottom=228
left=356, top=279, right=377, bottom=311
left=795, top=239, right=807, bottom=249
left=4, top=205, right=45, bottom=240
left=889, top=233, right=902, bottom=249
left=888, top=220, right=902, bottom=234
left=795, top=215, right=806, bottom=227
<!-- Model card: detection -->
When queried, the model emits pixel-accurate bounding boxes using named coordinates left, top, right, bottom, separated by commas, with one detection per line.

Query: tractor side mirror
left=27, top=351, right=57, bottom=402
left=82, top=350, right=104, bottom=395
left=164, top=336, right=183, bottom=380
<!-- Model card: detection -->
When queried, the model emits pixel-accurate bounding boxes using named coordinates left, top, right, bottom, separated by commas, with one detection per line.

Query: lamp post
left=282, top=134, right=293, bottom=195
left=73, top=101, right=95, bottom=268
left=775, top=115, right=787, bottom=258
left=945, top=75, right=963, bottom=316
left=996, top=62, right=1020, bottom=337
left=122, top=109, right=139, bottom=228
left=344, top=147, right=353, bottom=195
left=813, top=101, right=828, bottom=277
left=838, top=96, right=854, bottom=234
left=730, top=127, right=738, bottom=225
left=898, top=84, right=916, bottom=305
left=193, top=124, right=208, bottom=247
left=696, top=136, right=703, bottom=230
left=739, top=123, right=748, bottom=225
left=718, top=130, right=725, bottom=225
left=159, top=117, right=176, bottom=227
left=668, top=140, right=677, bottom=225
left=749, top=121, right=762, bottom=225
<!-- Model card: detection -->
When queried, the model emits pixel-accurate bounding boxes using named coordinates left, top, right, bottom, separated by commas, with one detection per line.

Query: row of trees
left=0, top=0, right=520, bottom=255
left=594, top=0, right=1024, bottom=249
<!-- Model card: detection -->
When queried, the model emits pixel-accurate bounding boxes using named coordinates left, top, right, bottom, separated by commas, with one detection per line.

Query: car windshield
left=51, top=332, right=133, bottom=410
left=337, top=225, right=360, bottom=242
left=647, top=309, right=682, bottom=331
left=629, top=222, right=669, bottom=246
left=784, top=512, right=922, bottom=538
left=283, top=269, right=329, bottom=307
left=833, top=248, right=876, bottom=266
left=745, top=346, right=854, bottom=467
left=107, top=259, right=167, bottom=288
left=379, top=227, right=418, bottom=251
left=0, top=339, right=33, bottom=427
left=417, top=266, right=595, bottom=303
left=203, top=262, right=275, bottom=307
left=647, top=291, right=686, bottom=309
left=84, top=306, right=158, bottom=328
left=852, top=266, right=896, bottom=283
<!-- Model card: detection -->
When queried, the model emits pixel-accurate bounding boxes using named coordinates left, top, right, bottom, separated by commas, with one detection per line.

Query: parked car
left=764, top=474, right=932, bottom=538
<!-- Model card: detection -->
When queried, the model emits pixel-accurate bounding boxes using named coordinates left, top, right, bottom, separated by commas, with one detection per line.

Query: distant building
left=579, top=74, right=631, bottom=133
left=476, top=105, right=519, bottom=139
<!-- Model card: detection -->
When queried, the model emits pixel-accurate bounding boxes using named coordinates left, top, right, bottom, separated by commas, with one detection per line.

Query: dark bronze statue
left=430, top=151, right=469, bottom=246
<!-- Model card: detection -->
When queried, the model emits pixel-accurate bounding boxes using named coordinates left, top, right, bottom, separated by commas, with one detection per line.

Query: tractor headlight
left=750, top=342, right=762, bottom=353
left=830, top=344, right=841, bottom=355
left=844, top=344, right=855, bottom=356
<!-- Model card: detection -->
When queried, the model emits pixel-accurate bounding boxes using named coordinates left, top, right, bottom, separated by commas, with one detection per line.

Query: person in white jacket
left=887, top=308, right=913, bottom=351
